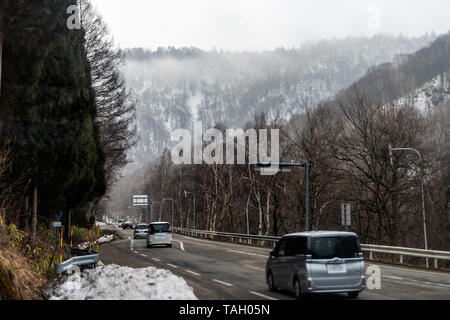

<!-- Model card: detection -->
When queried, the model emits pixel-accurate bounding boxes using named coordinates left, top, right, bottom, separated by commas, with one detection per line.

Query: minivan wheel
left=347, top=291, right=360, bottom=299
left=293, top=278, right=302, bottom=299
left=267, top=272, right=276, bottom=292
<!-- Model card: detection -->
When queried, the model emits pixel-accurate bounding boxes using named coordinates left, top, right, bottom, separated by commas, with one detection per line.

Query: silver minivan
left=266, top=231, right=365, bottom=299
left=146, top=222, right=172, bottom=248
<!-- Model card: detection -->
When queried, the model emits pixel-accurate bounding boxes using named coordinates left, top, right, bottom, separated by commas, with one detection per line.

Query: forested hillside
left=121, top=34, right=436, bottom=164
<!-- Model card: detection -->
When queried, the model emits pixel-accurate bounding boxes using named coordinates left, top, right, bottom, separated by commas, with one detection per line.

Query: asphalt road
left=99, top=225, right=450, bottom=300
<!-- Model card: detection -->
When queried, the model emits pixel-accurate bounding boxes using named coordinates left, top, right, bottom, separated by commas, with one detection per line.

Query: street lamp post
left=184, top=191, right=196, bottom=230
left=389, top=146, right=429, bottom=267
left=163, top=198, right=175, bottom=227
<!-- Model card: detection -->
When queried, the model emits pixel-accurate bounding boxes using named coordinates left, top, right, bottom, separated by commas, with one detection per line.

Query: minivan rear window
left=309, top=236, right=361, bottom=259
left=150, top=223, right=170, bottom=233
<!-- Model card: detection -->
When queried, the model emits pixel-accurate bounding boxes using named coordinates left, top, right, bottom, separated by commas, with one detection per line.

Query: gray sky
left=90, top=0, right=450, bottom=51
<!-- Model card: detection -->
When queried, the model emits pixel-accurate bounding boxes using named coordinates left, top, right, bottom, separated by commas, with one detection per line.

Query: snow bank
left=44, top=264, right=197, bottom=300
left=77, top=234, right=114, bottom=250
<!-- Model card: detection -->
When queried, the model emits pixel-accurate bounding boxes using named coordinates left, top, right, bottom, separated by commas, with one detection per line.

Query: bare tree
left=80, top=0, right=137, bottom=217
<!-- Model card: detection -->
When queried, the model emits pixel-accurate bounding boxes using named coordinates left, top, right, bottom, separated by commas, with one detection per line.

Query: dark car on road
left=122, top=221, right=134, bottom=230
left=134, top=224, right=149, bottom=239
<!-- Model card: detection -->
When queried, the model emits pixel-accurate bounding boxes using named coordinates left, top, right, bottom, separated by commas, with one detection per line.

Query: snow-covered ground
left=44, top=264, right=197, bottom=300
left=77, top=234, right=114, bottom=250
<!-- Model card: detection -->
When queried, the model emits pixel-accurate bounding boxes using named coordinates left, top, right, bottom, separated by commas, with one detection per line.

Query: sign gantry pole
left=256, top=161, right=312, bottom=232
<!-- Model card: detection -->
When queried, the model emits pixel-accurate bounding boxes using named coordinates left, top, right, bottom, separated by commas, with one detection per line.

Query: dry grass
left=0, top=225, right=46, bottom=300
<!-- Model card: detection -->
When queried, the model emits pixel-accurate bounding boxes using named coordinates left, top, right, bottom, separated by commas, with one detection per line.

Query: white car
left=147, top=222, right=172, bottom=248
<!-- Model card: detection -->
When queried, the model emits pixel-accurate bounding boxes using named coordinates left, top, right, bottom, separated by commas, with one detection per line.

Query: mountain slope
left=121, top=34, right=436, bottom=164
left=334, top=32, right=450, bottom=108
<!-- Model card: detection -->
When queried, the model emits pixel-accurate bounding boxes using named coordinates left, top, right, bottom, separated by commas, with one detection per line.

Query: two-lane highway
left=99, top=225, right=450, bottom=300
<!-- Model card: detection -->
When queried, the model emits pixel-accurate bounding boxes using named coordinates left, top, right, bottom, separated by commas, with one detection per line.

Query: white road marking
left=383, top=275, right=404, bottom=280
left=140, top=254, right=147, bottom=257
left=174, top=234, right=271, bottom=253
left=132, top=250, right=138, bottom=254
left=368, top=263, right=450, bottom=277
left=212, top=279, right=233, bottom=287
left=227, top=249, right=268, bottom=258
left=249, top=291, right=278, bottom=300
left=173, top=240, right=185, bottom=251
left=98, top=261, right=104, bottom=266
left=167, top=263, right=178, bottom=268
left=185, top=270, right=201, bottom=276
left=416, top=281, right=450, bottom=288
left=383, top=275, right=450, bottom=288
left=152, top=258, right=161, bottom=262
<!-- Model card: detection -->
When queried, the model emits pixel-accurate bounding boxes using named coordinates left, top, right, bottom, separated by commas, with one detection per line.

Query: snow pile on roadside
left=77, top=234, right=114, bottom=250
left=44, top=264, right=197, bottom=300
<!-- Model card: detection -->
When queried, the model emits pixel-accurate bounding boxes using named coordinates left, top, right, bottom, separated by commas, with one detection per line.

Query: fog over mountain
left=120, top=34, right=436, bottom=165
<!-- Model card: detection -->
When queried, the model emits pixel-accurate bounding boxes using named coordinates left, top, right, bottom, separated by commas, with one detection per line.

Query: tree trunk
left=264, top=189, right=271, bottom=236
left=30, top=186, right=38, bottom=248
left=0, top=35, right=3, bottom=96
left=22, top=195, right=29, bottom=232
left=0, top=1, right=5, bottom=97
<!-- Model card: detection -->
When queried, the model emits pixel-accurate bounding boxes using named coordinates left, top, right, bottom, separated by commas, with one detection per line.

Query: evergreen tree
left=0, top=0, right=106, bottom=243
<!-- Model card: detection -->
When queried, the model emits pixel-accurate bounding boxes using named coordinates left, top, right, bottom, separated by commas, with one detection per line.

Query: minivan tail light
left=308, top=281, right=311, bottom=289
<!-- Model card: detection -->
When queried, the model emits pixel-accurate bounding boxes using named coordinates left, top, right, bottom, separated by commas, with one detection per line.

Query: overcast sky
left=90, top=0, right=450, bottom=51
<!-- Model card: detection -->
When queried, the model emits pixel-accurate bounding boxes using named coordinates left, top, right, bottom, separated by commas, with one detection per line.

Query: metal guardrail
left=55, top=252, right=100, bottom=274
left=172, top=227, right=450, bottom=269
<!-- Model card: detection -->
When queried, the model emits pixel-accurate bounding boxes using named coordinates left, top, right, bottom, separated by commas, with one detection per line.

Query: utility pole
left=389, top=145, right=429, bottom=267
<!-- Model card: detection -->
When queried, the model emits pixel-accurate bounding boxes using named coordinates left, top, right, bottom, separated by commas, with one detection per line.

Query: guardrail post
left=434, top=259, right=438, bottom=269
left=400, top=254, right=403, bottom=264
left=369, top=251, right=373, bottom=260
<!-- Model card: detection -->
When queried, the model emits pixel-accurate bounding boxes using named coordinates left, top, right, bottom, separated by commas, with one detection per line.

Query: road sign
left=254, top=167, right=291, bottom=174
left=133, top=195, right=148, bottom=206
left=53, top=221, right=62, bottom=228
left=341, top=203, right=351, bottom=229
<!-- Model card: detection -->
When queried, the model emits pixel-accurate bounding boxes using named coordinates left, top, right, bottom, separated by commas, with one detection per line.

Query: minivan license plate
left=327, top=263, right=346, bottom=273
